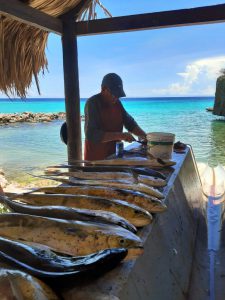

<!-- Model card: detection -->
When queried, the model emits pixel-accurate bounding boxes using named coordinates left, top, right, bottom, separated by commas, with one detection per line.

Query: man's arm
left=120, top=102, right=146, bottom=140
left=131, top=125, right=147, bottom=140
left=85, top=98, right=135, bottom=143
left=101, top=131, right=135, bottom=143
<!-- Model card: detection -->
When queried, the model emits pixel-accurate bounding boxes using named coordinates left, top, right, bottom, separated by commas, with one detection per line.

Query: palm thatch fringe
left=0, top=0, right=111, bottom=98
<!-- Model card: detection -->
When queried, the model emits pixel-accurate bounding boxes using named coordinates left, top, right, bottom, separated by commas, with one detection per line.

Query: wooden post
left=62, top=20, right=82, bottom=163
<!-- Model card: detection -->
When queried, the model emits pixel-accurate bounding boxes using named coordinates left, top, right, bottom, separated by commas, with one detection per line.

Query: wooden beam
left=60, top=0, right=91, bottom=20
left=74, top=4, right=225, bottom=36
left=0, top=0, right=62, bottom=34
left=62, top=21, right=82, bottom=162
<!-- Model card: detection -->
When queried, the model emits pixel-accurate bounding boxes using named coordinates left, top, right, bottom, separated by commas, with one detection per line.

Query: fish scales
left=0, top=237, right=127, bottom=280
left=68, top=158, right=176, bottom=167
left=46, top=170, right=133, bottom=181
left=46, top=171, right=167, bottom=187
left=46, top=165, right=166, bottom=180
left=0, top=269, right=59, bottom=299
left=8, top=193, right=152, bottom=227
left=68, top=179, right=164, bottom=199
left=41, top=176, right=164, bottom=199
left=0, top=213, right=143, bottom=257
left=29, top=186, right=167, bottom=213
left=34, top=174, right=164, bottom=199
left=0, top=195, right=136, bottom=233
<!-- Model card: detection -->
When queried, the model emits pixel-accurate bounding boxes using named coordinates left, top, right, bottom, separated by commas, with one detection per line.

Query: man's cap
left=101, top=73, right=126, bottom=98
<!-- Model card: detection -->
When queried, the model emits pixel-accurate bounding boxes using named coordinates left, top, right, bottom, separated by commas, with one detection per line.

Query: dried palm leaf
left=0, top=0, right=111, bottom=98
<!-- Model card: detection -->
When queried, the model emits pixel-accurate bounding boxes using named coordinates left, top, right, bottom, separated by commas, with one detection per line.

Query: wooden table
left=63, top=146, right=204, bottom=300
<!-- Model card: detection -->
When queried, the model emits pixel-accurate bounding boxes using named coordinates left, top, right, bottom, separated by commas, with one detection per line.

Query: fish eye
left=120, top=239, right=125, bottom=244
left=134, top=210, right=140, bottom=214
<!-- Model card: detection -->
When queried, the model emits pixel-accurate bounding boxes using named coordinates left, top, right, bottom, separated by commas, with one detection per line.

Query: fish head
left=107, top=229, right=143, bottom=250
left=152, top=201, right=167, bottom=213
left=131, top=207, right=153, bottom=226
left=115, top=200, right=153, bottom=226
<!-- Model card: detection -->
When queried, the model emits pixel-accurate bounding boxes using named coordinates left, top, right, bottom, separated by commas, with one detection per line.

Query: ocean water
left=0, top=97, right=225, bottom=181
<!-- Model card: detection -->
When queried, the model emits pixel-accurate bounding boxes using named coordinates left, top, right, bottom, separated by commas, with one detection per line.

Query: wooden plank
left=62, top=149, right=202, bottom=300
left=62, top=21, right=82, bottom=162
left=0, top=0, right=62, bottom=34
left=60, top=0, right=91, bottom=20
left=74, top=4, right=225, bottom=36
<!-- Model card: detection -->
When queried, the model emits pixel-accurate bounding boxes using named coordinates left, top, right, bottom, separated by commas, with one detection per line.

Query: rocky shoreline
left=0, top=112, right=66, bottom=124
left=0, top=169, right=57, bottom=194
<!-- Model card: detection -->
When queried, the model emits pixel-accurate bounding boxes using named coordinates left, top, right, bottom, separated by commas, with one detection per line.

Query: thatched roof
left=0, top=0, right=110, bottom=98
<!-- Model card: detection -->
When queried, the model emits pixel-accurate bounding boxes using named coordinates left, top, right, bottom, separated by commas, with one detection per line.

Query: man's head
left=101, top=73, right=126, bottom=100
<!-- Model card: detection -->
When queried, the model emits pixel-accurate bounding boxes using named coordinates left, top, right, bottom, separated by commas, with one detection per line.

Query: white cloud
left=1, top=55, right=225, bottom=98
left=148, top=56, right=225, bottom=96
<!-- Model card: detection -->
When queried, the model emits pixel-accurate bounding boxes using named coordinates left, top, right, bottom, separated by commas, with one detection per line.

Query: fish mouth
left=121, top=223, right=137, bottom=234
left=133, top=219, right=153, bottom=227
left=125, top=246, right=144, bottom=260
left=152, top=206, right=167, bottom=213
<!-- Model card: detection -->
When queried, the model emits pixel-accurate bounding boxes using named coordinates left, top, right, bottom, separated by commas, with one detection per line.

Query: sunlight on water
left=0, top=97, right=224, bottom=182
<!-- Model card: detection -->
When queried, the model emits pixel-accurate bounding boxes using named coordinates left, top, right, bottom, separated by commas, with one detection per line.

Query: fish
left=137, top=174, right=167, bottom=187
left=0, top=268, right=59, bottom=300
left=68, top=158, right=176, bottom=168
left=5, top=194, right=152, bottom=227
left=45, top=170, right=134, bottom=181
left=0, top=237, right=127, bottom=280
left=37, top=175, right=164, bottom=199
left=134, top=167, right=166, bottom=179
left=46, top=165, right=166, bottom=179
left=45, top=170, right=167, bottom=187
left=0, top=195, right=136, bottom=233
left=28, top=186, right=167, bottom=213
left=0, top=213, right=143, bottom=257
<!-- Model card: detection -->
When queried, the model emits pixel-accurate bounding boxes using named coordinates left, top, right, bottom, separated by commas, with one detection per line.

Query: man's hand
left=101, top=131, right=136, bottom=143
left=138, top=135, right=147, bottom=143
left=121, top=132, right=136, bottom=143
left=131, top=126, right=147, bottom=142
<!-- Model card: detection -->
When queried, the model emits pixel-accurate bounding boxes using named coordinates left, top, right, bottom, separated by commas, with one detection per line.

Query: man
left=84, top=73, right=146, bottom=160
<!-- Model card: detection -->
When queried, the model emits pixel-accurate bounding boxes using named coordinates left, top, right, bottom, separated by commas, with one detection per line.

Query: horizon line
left=0, top=95, right=215, bottom=100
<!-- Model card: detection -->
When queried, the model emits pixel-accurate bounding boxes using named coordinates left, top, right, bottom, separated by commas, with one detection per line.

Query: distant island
left=213, top=69, right=225, bottom=116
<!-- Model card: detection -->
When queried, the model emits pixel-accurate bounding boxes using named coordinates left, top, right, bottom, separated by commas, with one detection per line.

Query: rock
left=213, top=73, right=225, bottom=116
left=0, top=112, right=66, bottom=125
left=0, top=172, right=8, bottom=188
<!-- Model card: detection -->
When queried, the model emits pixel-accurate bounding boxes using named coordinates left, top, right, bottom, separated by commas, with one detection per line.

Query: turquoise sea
left=0, top=97, right=225, bottom=181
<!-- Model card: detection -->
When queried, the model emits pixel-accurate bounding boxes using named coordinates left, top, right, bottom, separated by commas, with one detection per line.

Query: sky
left=2, top=0, right=225, bottom=98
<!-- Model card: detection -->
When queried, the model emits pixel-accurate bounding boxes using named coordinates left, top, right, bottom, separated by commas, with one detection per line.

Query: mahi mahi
left=0, top=269, right=59, bottom=300
left=0, top=213, right=143, bottom=257
left=0, top=195, right=136, bottom=233
left=28, top=186, right=167, bottom=213
left=0, top=237, right=127, bottom=280
left=45, top=170, right=167, bottom=187
left=46, top=165, right=167, bottom=179
left=38, top=175, right=164, bottom=199
left=68, top=158, right=176, bottom=168
left=6, top=194, right=152, bottom=227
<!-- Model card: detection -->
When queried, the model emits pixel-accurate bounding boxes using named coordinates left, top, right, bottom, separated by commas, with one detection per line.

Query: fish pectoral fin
left=7, top=273, right=25, bottom=300
left=130, top=170, right=139, bottom=183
